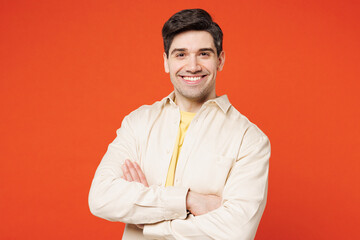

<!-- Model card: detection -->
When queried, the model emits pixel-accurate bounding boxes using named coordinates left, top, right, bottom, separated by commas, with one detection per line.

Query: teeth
left=183, top=76, right=201, bottom=81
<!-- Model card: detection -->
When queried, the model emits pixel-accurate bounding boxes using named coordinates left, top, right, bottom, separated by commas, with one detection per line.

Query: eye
left=200, top=52, right=211, bottom=57
left=176, top=53, right=185, bottom=58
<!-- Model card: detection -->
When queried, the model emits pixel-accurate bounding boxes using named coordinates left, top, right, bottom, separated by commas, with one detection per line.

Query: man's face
left=164, top=30, right=225, bottom=102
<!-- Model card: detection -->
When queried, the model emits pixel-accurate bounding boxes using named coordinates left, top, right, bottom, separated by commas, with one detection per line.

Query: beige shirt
left=89, top=92, right=271, bottom=240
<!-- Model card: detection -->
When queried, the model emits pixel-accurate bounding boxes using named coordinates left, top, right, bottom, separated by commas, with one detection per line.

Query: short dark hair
left=162, top=9, right=223, bottom=57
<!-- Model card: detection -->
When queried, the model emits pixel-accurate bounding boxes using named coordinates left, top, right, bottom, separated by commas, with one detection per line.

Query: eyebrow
left=199, top=48, right=215, bottom=54
left=170, top=48, right=186, bottom=55
left=170, top=48, right=216, bottom=55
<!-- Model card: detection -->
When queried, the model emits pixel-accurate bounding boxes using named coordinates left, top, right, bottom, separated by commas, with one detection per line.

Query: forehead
left=169, top=30, right=215, bottom=52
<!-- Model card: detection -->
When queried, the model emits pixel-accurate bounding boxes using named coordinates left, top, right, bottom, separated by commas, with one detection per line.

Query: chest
left=141, top=111, right=244, bottom=195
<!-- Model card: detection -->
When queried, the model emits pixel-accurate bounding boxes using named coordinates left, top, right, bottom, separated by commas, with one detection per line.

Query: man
left=89, top=9, right=270, bottom=240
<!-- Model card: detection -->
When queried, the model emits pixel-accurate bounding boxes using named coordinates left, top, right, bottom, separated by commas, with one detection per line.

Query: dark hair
left=162, top=9, right=223, bottom=57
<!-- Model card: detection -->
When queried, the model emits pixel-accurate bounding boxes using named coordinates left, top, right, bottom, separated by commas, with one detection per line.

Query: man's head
left=162, top=9, right=225, bottom=105
left=162, top=9, right=223, bottom=58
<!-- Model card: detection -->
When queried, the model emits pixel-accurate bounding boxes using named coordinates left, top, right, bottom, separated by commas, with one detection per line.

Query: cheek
left=169, top=63, right=184, bottom=76
left=202, top=59, right=219, bottom=72
left=206, top=63, right=219, bottom=73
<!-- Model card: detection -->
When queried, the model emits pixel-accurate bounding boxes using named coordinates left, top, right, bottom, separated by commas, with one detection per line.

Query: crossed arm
left=121, top=159, right=222, bottom=229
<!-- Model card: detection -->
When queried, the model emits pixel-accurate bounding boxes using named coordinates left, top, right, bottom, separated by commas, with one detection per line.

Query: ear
left=217, top=51, right=225, bottom=71
left=163, top=52, right=169, bottom=73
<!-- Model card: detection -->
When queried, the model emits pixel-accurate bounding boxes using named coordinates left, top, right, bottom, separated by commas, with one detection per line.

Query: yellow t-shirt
left=165, top=111, right=196, bottom=187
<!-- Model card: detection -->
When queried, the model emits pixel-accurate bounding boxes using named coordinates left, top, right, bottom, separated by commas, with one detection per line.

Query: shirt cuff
left=143, top=221, right=171, bottom=240
left=162, top=186, right=188, bottom=220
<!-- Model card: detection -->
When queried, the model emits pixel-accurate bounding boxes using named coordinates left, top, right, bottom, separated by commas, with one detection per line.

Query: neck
left=174, top=92, right=216, bottom=113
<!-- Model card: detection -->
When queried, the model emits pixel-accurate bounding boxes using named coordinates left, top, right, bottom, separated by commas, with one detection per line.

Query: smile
left=182, top=76, right=202, bottom=81
left=180, top=75, right=207, bottom=84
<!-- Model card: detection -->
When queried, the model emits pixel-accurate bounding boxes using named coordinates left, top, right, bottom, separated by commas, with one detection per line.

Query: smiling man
left=89, top=9, right=270, bottom=240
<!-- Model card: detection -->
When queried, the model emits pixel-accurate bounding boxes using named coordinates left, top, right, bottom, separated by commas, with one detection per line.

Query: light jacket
left=89, top=92, right=271, bottom=239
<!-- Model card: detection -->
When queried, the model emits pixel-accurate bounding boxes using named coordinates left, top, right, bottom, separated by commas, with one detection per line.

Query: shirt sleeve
left=88, top=113, right=189, bottom=224
left=143, top=126, right=271, bottom=240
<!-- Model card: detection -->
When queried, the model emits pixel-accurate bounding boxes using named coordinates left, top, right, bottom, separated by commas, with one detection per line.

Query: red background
left=1, top=0, right=359, bottom=239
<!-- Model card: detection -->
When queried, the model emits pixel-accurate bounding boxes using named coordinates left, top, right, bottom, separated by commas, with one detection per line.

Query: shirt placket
left=173, top=108, right=204, bottom=186
left=161, top=105, right=181, bottom=186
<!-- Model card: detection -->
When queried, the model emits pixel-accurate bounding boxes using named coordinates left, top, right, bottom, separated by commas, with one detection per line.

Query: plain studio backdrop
left=1, top=0, right=359, bottom=239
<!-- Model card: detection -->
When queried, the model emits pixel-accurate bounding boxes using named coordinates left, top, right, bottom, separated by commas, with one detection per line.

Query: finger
left=121, top=161, right=133, bottom=182
left=126, top=160, right=141, bottom=183
left=134, top=162, right=149, bottom=187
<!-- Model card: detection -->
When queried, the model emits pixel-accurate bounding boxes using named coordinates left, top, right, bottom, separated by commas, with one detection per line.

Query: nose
left=186, top=55, right=202, bottom=73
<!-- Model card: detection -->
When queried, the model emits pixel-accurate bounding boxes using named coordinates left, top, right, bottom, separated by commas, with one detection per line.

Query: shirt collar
left=162, top=92, right=177, bottom=107
left=162, top=91, right=231, bottom=114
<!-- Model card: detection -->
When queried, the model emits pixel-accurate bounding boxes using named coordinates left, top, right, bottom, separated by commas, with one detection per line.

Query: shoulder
left=227, top=106, right=270, bottom=149
left=122, top=98, right=165, bottom=126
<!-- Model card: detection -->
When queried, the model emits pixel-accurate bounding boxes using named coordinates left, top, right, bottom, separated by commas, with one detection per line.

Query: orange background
left=1, top=0, right=359, bottom=239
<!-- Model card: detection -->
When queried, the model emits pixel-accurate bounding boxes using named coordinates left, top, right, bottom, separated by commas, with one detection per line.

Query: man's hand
left=186, top=190, right=221, bottom=216
left=121, top=159, right=149, bottom=187
left=121, top=159, right=149, bottom=229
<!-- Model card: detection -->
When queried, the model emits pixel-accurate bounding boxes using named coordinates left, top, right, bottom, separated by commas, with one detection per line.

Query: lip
left=179, top=74, right=207, bottom=85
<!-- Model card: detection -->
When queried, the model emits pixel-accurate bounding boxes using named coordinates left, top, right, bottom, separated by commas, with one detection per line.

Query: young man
left=89, top=9, right=270, bottom=240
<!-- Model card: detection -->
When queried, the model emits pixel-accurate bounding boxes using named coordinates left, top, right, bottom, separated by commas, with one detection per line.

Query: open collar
left=162, top=91, right=231, bottom=114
